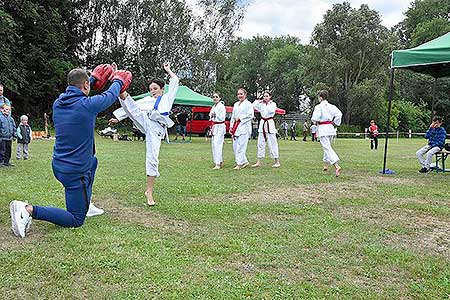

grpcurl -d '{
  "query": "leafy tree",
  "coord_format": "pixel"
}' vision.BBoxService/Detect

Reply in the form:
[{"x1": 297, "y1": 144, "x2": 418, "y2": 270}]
[
  {"x1": 397, "y1": 0, "x2": 450, "y2": 47},
  {"x1": 0, "y1": 0, "x2": 84, "y2": 120},
  {"x1": 310, "y1": 2, "x2": 395, "y2": 125}
]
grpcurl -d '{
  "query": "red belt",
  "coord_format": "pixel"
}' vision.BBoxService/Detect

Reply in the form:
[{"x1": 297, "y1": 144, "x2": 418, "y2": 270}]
[
  {"x1": 319, "y1": 121, "x2": 333, "y2": 125},
  {"x1": 262, "y1": 117, "x2": 274, "y2": 141},
  {"x1": 230, "y1": 120, "x2": 241, "y2": 137},
  {"x1": 210, "y1": 121, "x2": 225, "y2": 136}
]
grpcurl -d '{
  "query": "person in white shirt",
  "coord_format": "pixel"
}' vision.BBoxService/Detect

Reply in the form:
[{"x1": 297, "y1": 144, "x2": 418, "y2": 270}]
[
  {"x1": 113, "y1": 63, "x2": 179, "y2": 206},
  {"x1": 230, "y1": 88, "x2": 254, "y2": 170},
  {"x1": 280, "y1": 120, "x2": 288, "y2": 140},
  {"x1": 209, "y1": 92, "x2": 226, "y2": 169},
  {"x1": 251, "y1": 91, "x2": 280, "y2": 168},
  {"x1": 311, "y1": 90, "x2": 343, "y2": 177},
  {"x1": 310, "y1": 123, "x2": 318, "y2": 142}
]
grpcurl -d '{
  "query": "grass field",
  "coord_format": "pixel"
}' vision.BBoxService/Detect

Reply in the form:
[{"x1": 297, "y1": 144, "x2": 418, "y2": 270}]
[{"x1": 1, "y1": 136, "x2": 450, "y2": 299}]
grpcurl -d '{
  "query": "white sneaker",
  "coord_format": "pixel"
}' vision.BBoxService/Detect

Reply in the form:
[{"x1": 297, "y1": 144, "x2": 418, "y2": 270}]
[
  {"x1": 86, "y1": 203, "x2": 104, "y2": 217},
  {"x1": 10, "y1": 200, "x2": 32, "y2": 238}
]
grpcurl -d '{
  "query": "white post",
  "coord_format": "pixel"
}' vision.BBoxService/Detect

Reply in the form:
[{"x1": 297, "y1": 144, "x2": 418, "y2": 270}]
[
  {"x1": 396, "y1": 131, "x2": 399, "y2": 142},
  {"x1": 409, "y1": 129, "x2": 412, "y2": 139}
]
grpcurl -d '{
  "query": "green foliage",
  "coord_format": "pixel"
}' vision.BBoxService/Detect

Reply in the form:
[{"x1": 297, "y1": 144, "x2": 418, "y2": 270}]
[
  {"x1": 309, "y1": 2, "x2": 395, "y2": 125},
  {"x1": 216, "y1": 36, "x2": 304, "y2": 105},
  {"x1": 338, "y1": 124, "x2": 363, "y2": 133},
  {"x1": 411, "y1": 18, "x2": 450, "y2": 47},
  {"x1": 346, "y1": 79, "x2": 388, "y2": 128},
  {"x1": 400, "y1": 0, "x2": 450, "y2": 47},
  {"x1": 266, "y1": 43, "x2": 307, "y2": 111},
  {"x1": 394, "y1": 100, "x2": 430, "y2": 132}
]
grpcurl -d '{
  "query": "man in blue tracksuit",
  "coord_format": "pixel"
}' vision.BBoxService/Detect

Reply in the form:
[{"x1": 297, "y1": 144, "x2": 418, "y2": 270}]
[{"x1": 9, "y1": 66, "x2": 132, "y2": 237}]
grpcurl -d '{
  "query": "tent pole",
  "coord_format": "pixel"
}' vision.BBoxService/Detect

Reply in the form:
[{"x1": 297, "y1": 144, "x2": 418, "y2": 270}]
[
  {"x1": 430, "y1": 77, "x2": 437, "y2": 123},
  {"x1": 382, "y1": 68, "x2": 395, "y2": 174},
  {"x1": 189, "y1": 107, "x2": 193, "y2": 143}
]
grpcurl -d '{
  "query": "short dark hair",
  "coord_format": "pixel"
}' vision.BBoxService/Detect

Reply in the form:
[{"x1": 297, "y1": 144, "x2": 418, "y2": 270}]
[
  {"x1": 67, "y1": 68, "x2": 89, "y2": 87},
  {"x1": 433, "y1": 116, "x2": 443, "y2": 123},
  {"x1": 149, "y1": 78, "x2": 165, "y2": 89},
  {"x1": 318, "y1": 90, "x2": 328, "y2": 100},
  {"x1": 213, "y1": 91, "x2": 222, "y2": 98},
  {"x1": 0, "y1": 83, "x2": 3, "y2": 88},
  {"x1": 263, "y1": 90, "x2": 272, "y2": 98}
]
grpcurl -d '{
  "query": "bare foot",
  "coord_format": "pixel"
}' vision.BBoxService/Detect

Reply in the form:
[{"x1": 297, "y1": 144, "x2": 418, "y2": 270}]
[
  {"x1": 251, "y1": 162, "x2": 261, "y2": 168},
  {"x1": 144, "y1": 191, "x2": 156, "y2": 206},
  {"x1": 335, "y1": 166, "x2": 341, "y2": 177}
]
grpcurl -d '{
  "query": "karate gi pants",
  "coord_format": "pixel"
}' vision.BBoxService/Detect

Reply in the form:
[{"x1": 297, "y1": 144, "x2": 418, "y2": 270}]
[
  {"x1": 257, "y1": 132, "x2": 279, "y2": 159},
  {"x1": 320, "y1": 135, "x2": 339, "y2": 165},
  {"x1": 416, "y1": 145, "x2": 441, "y2": 169},
  {"x1": 211, "y1": 125, "x2": 225, "y2": 165},
  {"x1": 233, "y1": 134, "x2": 249, "y2": 165},
  {"x1": 145, "y1": 121, "x2": 165, "y2": 177},
  {"x1": 32, "y1": 157, "x2": 97, "y2": 227}
]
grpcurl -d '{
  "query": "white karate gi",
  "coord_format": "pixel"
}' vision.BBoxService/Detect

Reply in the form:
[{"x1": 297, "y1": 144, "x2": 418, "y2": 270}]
[
  {"x1": 209, "y1": 101, "x2": 226, "y2": 165},
  {"x1": 115, "y1": 76, "x2": 179, "y2": 177},
  {"x1": 230, "y1": 99, "x2": 254, "y2": 165},
  {"x1": 311, "y1": 100, "x2": 342, "y2": 165},
  {"x1": 253, "y1": 100, "x2": 279, "y2": 159}
]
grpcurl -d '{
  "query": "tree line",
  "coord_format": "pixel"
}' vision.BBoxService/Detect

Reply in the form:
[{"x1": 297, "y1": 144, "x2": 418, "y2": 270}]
[{"x1": 1, "y1": 0, "x2": 449, "y2": 131}]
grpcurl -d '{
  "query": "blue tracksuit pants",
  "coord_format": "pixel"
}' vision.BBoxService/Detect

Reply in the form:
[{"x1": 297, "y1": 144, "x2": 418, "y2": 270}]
[{"x1": 32, "y1": 157, "x2": 98, "y2": 227}]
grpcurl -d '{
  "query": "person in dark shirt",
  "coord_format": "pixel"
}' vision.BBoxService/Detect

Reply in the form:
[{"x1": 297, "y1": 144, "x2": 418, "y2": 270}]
[
  {"x1": 175, "y1": 111, "x2": 188, "y2": 141},
  {"x1": 9, "y1": 65, "x2": 131, "y2": 238}
]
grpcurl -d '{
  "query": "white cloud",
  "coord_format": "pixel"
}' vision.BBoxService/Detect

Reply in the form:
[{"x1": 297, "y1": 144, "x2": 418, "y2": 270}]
[{"x1": 237, "y1": 0, "x2": 412, "y2": 43}]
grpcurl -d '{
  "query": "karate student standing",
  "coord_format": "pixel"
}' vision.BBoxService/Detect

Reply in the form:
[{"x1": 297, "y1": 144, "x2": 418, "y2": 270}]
[
  {"x1": 230, "y1": 88, "x2": 254, "y2": 170},
  {"x1": 209, "y1": 92, "x2": 226, "y2": 169},
  {"x1": 115, "y1": 63, "x2": 179, "y2": 206},
  {"x1": 252, "y1": 91, "x2": 280, "y2": 168},
  {"x1": 311, "y1": 90, "x2": 343, "y2": 177}
]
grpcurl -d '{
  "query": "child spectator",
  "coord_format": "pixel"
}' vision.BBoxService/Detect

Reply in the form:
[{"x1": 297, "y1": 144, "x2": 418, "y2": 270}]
[
  {"x1": 0, "y1": 104, "x2": 16, "y2": 167},
  {"x1": 416, "y1": 116, "x2": 446, "y2": 173},
  {"x1": 369, "y1": 120, "x2": 379, "y2": 150},
  {"x1": 16, "y1": 115, "x2": 32, "y2": 160}
]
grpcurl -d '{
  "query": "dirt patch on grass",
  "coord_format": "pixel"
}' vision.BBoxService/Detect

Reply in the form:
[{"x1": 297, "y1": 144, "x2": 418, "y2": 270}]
[
  {"x1": 221, "y1": 176, "x2": 418, "y2": 206},
  {"x1": 0, "y1": 222, "x2": 51, "y2": 251},
  {"x1": 335, "y1": 204, "x2": 450, "y2": 257},
  {"x1": 97, "y1": 195, "x2": 191, "y2": 234}
]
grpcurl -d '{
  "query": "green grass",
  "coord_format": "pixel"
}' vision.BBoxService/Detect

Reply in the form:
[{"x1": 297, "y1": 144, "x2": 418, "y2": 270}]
[{"x1": 1, "y1": 136, "x2": 450, "y2": 299}]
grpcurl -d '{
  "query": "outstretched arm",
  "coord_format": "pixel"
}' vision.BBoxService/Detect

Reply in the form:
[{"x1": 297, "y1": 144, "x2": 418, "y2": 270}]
[
  {"x1": 118, "y1": 91, "x2": 148, "y2": 134},
  {"x1": 85, "y1": 80, "x2": 123, "y2": 114},
  {"x1": 163, "y1": 63, "x2": 179, "y2": 106}
]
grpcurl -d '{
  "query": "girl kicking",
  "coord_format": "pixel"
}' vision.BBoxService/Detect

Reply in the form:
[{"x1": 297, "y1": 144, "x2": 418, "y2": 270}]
[{"x1": 115, "y1": 63, "x2": 179, "y2": 206}]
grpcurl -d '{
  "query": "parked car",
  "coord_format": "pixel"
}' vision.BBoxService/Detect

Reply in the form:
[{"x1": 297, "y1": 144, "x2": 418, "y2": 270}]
[{"x1": 186, "y1": 106, "x2": 232, "y2": 136}]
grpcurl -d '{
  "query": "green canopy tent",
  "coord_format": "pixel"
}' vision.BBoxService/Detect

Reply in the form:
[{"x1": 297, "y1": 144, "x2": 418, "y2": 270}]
[
  {"x1": 132, "y1": 85, "x2": 213, "y2": 142},
  {"x1": 132, "y1": 85, "x2": 213, "y2": 106},
  {"x1": 383, "y1": 32, "x2": 450, "y2": 173}
]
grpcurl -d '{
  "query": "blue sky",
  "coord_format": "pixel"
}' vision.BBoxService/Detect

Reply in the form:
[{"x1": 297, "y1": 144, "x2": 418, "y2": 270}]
[{"x1": 236, "y1": 0, "x2": 412, "y2": 43}]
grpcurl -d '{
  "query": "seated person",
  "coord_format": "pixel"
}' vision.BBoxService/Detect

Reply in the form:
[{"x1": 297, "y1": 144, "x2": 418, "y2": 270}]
[{"x1": 416, "y1": 116, "x2": 446, "y2": 173}]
